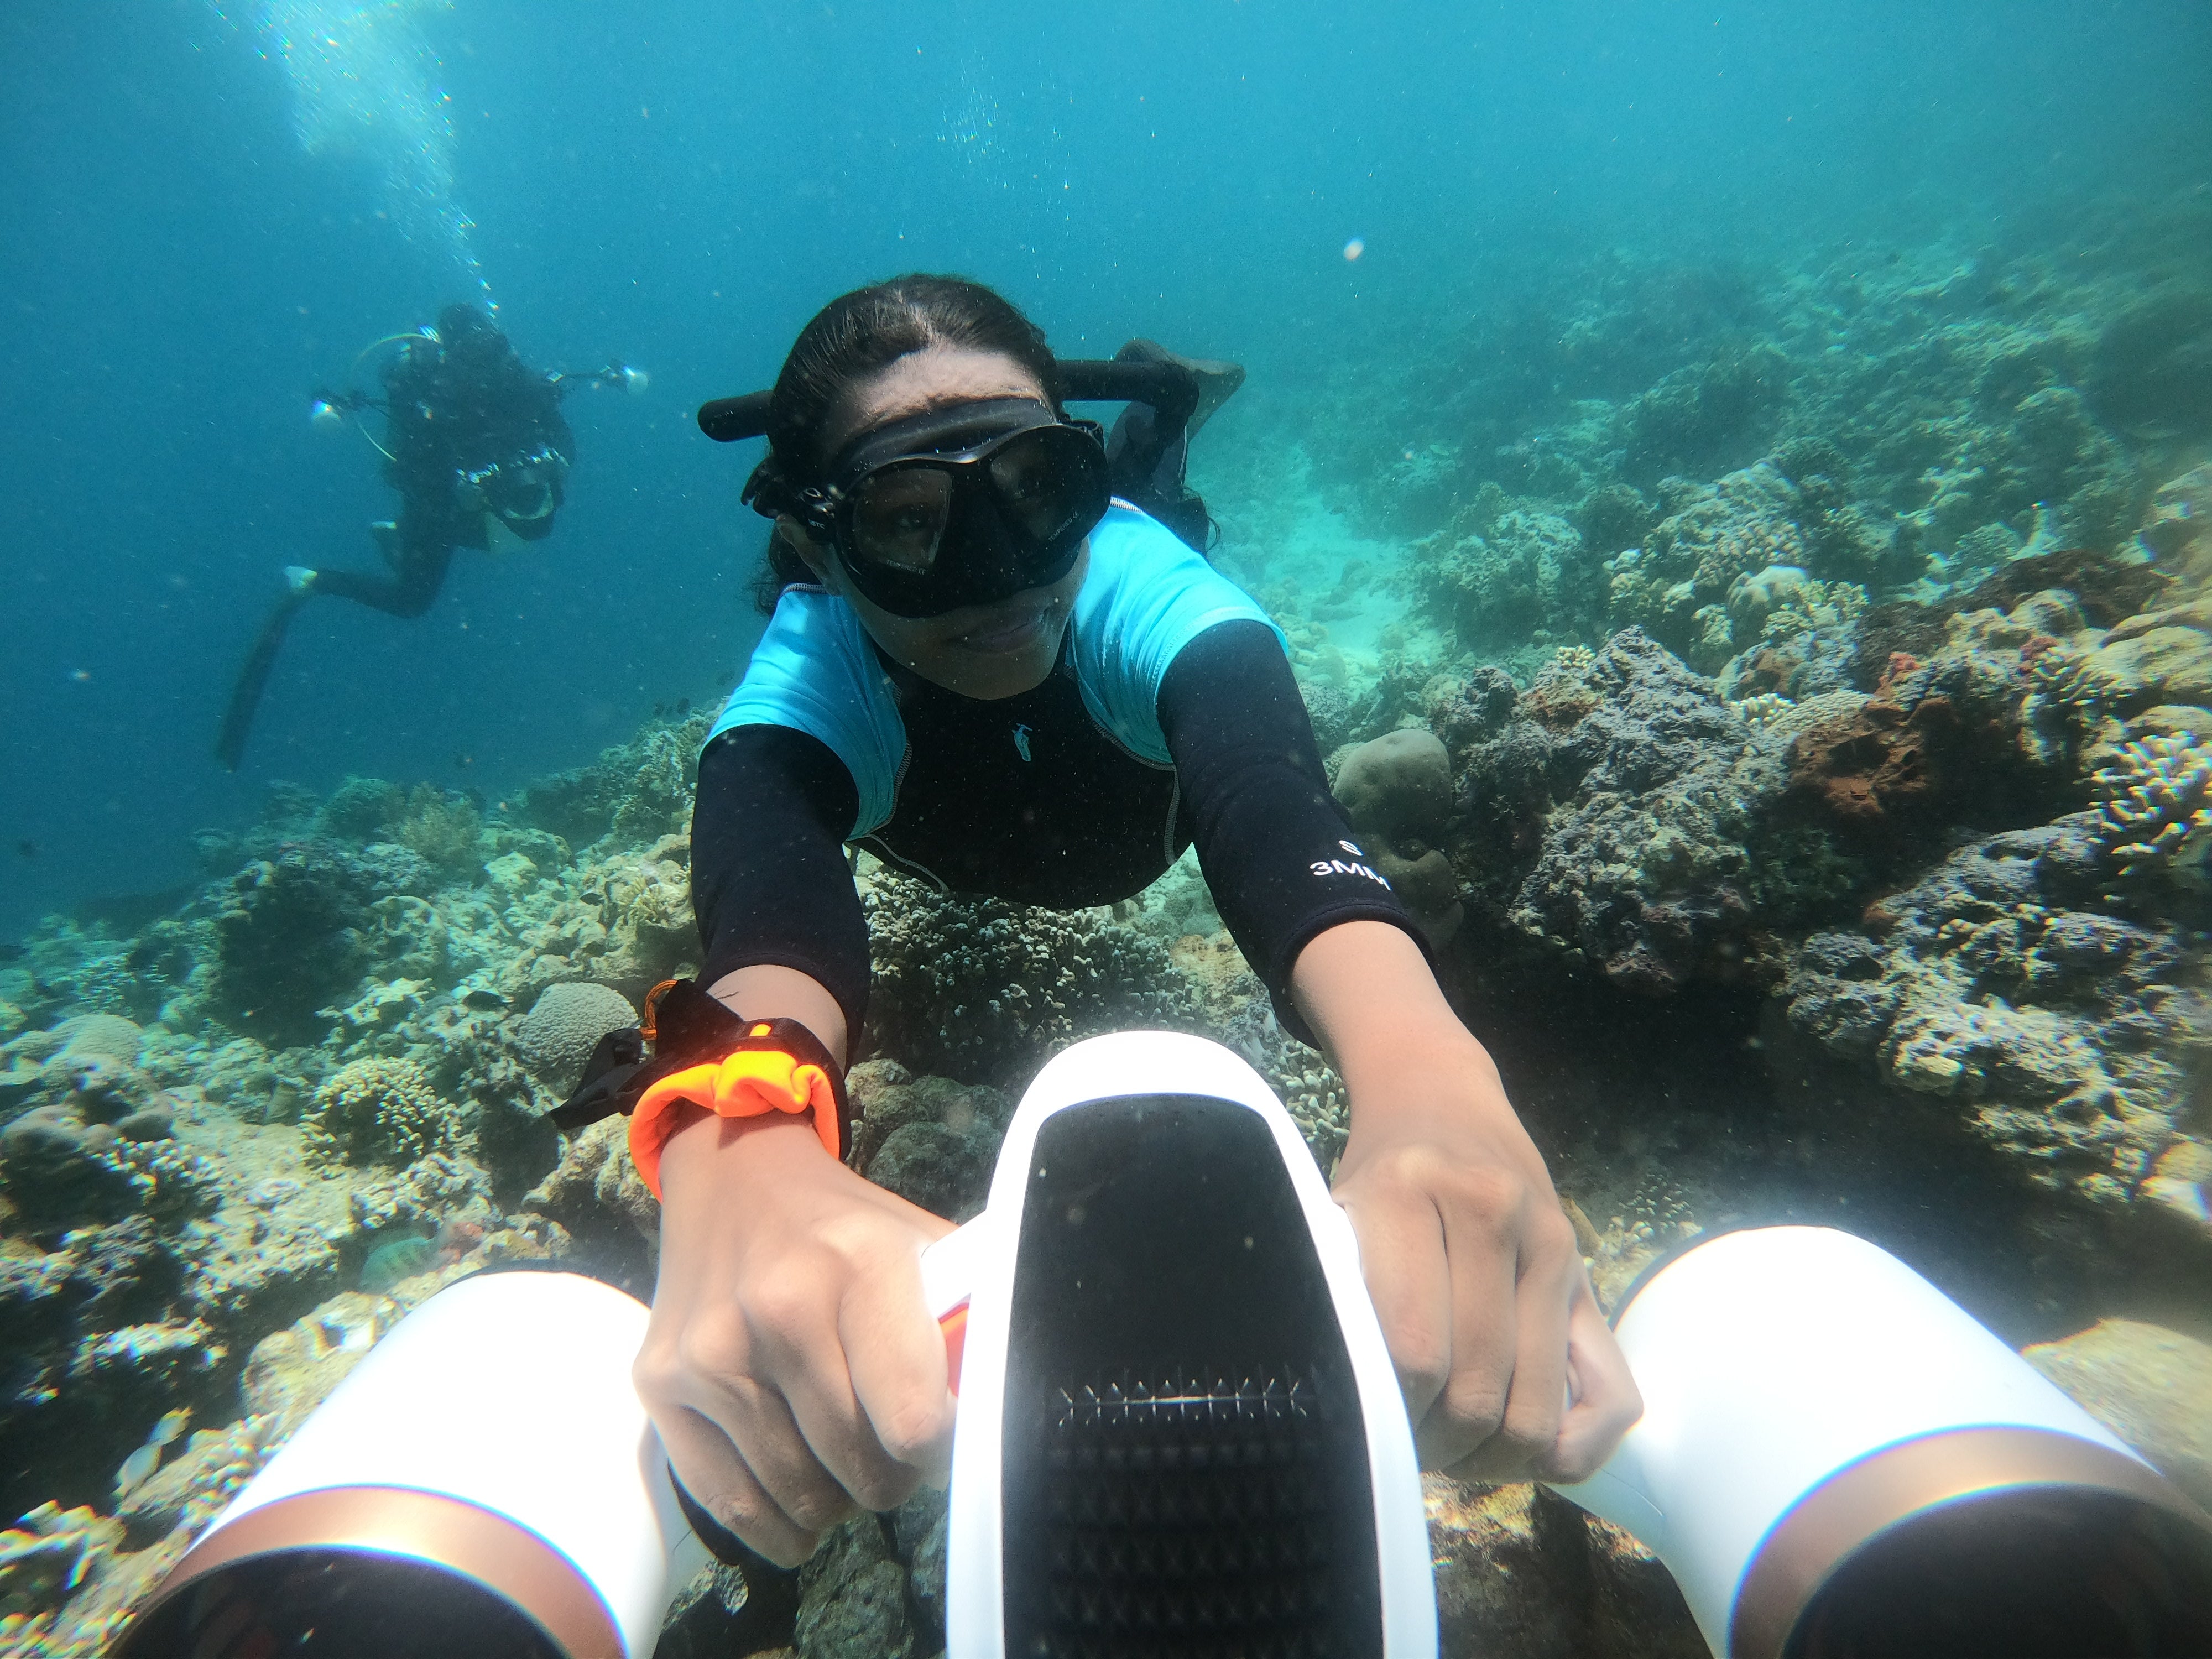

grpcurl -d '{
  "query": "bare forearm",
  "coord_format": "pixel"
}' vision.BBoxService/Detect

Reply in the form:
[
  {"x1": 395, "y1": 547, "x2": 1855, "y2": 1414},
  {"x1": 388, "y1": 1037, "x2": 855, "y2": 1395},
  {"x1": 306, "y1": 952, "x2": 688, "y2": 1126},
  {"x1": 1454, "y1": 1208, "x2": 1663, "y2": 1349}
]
[
  {"x1": 1288, "y1": 920, "x2": 1514, "y2": 1126},
  {"x1": 705, "y1": 963, "x2": 848, "y2": 1062}
]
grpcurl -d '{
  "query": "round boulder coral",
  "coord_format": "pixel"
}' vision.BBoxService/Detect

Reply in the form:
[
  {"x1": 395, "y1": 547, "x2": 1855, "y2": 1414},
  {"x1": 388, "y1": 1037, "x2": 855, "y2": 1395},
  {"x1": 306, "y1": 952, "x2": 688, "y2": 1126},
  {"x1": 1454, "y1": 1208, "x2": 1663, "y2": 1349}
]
[
  {"x1": 47, "y1": 1014, "x2": 144, "y2": 1067},
  {"x1": 1332, "y1": 728, "x2": 1465, "y2": 947},
  {"x1": 304, "y1": 1058, "x2": 468, "y2": 1168},
  {"x1": 516, "y1": 983, "x2": 639, "y2": 1084}
]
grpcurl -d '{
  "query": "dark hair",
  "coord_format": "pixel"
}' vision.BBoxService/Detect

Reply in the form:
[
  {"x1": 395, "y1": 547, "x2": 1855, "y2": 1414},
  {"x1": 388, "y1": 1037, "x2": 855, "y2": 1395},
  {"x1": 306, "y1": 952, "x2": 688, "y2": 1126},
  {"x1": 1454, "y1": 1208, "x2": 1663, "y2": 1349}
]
[{"x1": 750, "y1": 274, "x2": 1061, "y2": 612}]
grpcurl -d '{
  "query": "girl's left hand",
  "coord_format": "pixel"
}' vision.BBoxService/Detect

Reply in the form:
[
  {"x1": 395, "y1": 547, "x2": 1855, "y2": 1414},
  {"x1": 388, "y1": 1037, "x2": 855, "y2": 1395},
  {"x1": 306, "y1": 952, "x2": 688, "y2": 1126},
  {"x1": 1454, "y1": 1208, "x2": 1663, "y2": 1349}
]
[
  {"x1": 1330, "y1": 1070, "x2": 1637, "y2": 1481},
  {"x1": 1293, "y1": 921, "x2": 1641, "y2": 1482}
]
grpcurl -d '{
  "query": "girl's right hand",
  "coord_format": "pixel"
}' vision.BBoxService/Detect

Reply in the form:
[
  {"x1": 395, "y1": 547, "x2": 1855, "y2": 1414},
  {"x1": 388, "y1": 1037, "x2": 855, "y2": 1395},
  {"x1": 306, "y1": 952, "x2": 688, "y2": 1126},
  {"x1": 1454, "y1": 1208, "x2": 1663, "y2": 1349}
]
[{"x1": 634, "y1": 1107, "x2": 958, "y2": 1567}]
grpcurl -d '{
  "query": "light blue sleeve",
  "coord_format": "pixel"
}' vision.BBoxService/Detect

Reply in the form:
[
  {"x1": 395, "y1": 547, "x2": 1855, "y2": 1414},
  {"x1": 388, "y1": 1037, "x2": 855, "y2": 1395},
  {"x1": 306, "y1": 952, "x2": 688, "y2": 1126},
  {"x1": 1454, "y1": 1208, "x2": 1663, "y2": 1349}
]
[
  {"x1": 1068, "y1": 502, "x2": 1287, "y2": 764},
  {"x1": 706, "y1": 587, "x2": 906, "y2": 837}
]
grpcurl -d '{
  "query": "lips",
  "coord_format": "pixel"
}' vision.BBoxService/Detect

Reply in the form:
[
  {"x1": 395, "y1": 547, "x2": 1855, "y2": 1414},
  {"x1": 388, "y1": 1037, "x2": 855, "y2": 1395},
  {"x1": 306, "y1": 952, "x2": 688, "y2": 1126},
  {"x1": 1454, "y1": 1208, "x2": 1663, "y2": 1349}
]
[{"x1": 951, "y1": 599, "x2": 1056, "y2": 653}]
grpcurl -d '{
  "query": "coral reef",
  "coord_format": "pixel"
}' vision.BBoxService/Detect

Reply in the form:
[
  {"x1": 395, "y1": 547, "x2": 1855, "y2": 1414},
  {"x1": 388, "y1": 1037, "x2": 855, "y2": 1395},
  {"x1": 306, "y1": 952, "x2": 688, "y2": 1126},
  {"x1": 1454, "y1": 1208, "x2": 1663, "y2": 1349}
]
[
  {"x1": 514, "y1": 982, "x2": 638, "y2": 1084},
  {"x1": 1603, "y1": 460, "x2": 1893, "y2": 673},
  {"x1": 1443, "y1": 629, "x2": 1852, "y2": 993},
  {"x1": 11, "y1": 199, "x2": 2212, "y2": 1653},
  {"x1": 1781, "y1": 817, "x2": 2208, "y2": 1228},
  {"x1": 301, "y1": 1057, "x2": 469, "y2": 1168},
  {"x1": 521, "y1": 1117, "x2": 659, "y2": 1295},
  {"x1": 204, "y1": 839, "x2": 434, "y2": 1046},
  {"x1": 1332, "y1": 727, "x2": 1465, "y2": 946},
  {"x1": 2090, "y1": 731, "x2": 2212, "y2": 898},
  {"x1": 1616, "y1": 341, "x2": 1790, "y2": 483},
  {"x1": 497, "y1": 833, "x2": 698, "y2": 1003},
  {"x1": 385, "y1": 785, "x2": 487, "y2": 875},
  {"x1": 860, "y1": 869, "x2": 1203, "y2": 1084},
  {"x1": 508, "y1": 711, "x2": 714, "y2": 853},
  {"x1": 844, "y1": 1061, "x2": 1013, "y2": 1223},
  {"x1": 1410, "y1": 488, "x2": 1600, "y2": 657}
]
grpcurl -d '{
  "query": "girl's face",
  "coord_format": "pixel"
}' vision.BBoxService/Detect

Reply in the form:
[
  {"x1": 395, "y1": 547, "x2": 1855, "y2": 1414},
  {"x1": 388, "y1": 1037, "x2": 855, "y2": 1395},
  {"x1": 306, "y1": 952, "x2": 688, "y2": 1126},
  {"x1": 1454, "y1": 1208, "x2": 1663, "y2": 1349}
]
[{"x1": 782, "y1": 345, "x2": 1090, "y2": 701}]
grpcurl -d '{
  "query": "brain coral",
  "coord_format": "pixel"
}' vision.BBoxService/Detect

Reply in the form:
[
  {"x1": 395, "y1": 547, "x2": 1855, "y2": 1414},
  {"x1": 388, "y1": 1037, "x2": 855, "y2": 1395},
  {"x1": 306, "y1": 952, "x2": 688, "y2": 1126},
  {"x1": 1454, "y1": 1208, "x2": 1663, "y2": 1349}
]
[
  {"x1": 517, "y1": 983, "x2": 638, "y2": 1083},
  {"x1": 304, "y1": 1058, "x2": 468, "y2": 1168},
  {"x1": 1332, "y1": 728, "x2": 1465, "y2": 947},
  {"x1": 47, "y1": 1015, "x2": 143, "y2": 1066}
]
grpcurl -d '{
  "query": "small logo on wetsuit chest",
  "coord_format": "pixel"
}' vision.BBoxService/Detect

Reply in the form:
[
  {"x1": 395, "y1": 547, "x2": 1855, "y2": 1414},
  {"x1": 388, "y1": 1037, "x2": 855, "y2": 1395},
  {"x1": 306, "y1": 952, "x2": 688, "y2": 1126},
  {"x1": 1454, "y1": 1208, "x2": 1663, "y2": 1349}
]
[{"x1": 1012, "y1": 723, "x2": 1034, "y2": 763}]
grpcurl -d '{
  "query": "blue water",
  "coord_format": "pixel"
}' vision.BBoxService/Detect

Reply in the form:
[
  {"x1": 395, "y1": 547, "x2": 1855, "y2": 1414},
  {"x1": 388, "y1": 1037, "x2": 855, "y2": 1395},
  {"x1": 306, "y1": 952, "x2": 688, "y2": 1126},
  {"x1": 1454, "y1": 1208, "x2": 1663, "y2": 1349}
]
[{"x1": 2, "y1": 0, "x2": 2204, "y2": 935}]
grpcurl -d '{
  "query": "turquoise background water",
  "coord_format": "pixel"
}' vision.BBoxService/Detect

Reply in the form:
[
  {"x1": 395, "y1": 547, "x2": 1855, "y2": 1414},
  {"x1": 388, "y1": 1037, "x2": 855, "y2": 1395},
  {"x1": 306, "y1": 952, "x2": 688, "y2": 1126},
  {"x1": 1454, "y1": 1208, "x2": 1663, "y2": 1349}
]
[{"x1": 1, "y1": 0, "x2": 2205, "y2": 935}]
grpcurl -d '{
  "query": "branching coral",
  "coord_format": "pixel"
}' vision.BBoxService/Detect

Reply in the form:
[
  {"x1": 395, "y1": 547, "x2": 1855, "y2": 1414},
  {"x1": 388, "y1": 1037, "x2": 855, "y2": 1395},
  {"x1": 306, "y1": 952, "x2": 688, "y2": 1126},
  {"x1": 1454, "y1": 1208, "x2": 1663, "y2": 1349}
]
[
  {"x1": 2091, "y1": 732, "x2": 2212, "y2": 893},
  {"x1": 2028, "y1": 640, "x2": 2131, "y2": 715},
  {"x1": 1732, "y1": 692, "x2": 1796, "y2": 727},
  {"x1": 303, "y1": 1058, "x2": 469, "y2": 1169}
]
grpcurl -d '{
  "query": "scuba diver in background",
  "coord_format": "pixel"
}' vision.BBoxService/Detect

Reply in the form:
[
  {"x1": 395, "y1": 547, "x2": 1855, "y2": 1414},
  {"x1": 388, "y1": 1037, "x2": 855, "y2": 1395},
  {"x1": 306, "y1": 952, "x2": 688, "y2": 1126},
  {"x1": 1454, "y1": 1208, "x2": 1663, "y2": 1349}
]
[
  {"x1": 215, "y1": 302, "x2": 642, "y2": 769},
  {"x1": 558, "y1": 275, "x2": 1639, "y2": 1575}
]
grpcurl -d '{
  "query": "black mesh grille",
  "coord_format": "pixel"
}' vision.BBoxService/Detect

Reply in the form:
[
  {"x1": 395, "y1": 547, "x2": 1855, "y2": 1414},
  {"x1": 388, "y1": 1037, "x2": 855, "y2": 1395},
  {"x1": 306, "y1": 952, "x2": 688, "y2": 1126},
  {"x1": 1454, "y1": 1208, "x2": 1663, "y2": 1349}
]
[
  {"x1": 1001, "y1": 1094, "x2": 1383, "y2": 1659},
  {"x1": 1033, "y1": 1368, "x2": 1345, "y2": 1657}
]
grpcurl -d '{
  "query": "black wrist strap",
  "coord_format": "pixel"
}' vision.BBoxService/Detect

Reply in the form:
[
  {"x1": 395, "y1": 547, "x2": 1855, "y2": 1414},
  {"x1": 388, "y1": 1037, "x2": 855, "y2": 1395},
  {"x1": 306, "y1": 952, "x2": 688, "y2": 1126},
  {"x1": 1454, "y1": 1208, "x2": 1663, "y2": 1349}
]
[{"x1": 545, "y1": 979, "x2": 853, "y2": 1160}]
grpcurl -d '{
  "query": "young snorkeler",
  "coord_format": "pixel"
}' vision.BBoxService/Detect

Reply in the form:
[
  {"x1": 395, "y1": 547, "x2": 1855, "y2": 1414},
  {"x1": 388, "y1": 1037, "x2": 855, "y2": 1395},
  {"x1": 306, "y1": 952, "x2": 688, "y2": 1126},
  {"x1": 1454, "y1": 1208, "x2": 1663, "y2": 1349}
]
[{"x1": 618, "y1": 275, "x2": 1640, "y2": 1568}]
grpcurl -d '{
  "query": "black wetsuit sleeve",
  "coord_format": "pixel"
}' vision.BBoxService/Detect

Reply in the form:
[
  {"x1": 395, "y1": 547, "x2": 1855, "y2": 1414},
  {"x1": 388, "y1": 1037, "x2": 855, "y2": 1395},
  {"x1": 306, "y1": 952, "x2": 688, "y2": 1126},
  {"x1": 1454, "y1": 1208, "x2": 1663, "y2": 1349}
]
[
  {"x1": 1157, "y1": 620, "x2": 1433, "y2": 1046},
  {"x1": 690, "y1": 725, "x2": 871, "y2": 1062}
]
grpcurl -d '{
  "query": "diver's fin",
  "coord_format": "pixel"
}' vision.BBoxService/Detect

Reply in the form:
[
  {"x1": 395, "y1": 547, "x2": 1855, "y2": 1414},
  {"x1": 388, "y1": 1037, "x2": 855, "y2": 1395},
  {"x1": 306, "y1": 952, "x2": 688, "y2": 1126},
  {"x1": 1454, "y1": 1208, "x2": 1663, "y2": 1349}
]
[{"x1": 214, "y1": 588, "x2": 309, "y2": 771}]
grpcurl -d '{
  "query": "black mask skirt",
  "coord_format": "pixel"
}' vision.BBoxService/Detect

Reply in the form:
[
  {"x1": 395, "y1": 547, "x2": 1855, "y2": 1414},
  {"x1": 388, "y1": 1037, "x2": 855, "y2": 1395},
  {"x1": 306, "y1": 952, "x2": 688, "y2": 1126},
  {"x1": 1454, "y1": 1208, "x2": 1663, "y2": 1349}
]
[{"x1": 779, "y1": 399, "x2": 1110, "y2": 618}]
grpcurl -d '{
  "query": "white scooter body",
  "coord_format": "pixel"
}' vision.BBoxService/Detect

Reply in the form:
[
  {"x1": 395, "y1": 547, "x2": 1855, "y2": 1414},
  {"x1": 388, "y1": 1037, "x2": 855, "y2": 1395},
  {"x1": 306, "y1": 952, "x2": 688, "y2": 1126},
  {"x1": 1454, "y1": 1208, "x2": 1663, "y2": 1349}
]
[{"x1": 924, "y1": 1030, "x2": 1438, "y2": 1658}]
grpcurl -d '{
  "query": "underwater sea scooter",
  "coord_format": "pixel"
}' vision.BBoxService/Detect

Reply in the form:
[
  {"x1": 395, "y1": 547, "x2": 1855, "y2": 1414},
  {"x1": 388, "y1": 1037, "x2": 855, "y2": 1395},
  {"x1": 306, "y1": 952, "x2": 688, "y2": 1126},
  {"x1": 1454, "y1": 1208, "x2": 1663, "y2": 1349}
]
[
  {"x1": 917, "y1": 1030, "x2": 1439, "y2": 1658},
  {"x1": 114, "y1": 1266, "x2": 713, "y2": 1659},
  {"x1": 115, "y1": 1031, "x2": 1436, "y2": 1659},
  {"x1": 118, "y1": 1032, "x2": 2212, "y2": 1657},
  {"x1": 1546, "y1": 1225, "x2": 2212, "y2": 1658}
]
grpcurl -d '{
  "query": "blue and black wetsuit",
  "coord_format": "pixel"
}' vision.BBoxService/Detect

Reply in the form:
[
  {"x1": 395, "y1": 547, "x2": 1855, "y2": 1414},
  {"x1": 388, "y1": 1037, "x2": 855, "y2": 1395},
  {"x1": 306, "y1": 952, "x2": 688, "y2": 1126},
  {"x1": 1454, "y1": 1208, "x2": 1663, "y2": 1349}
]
[{"x1": 690, "y1": 503, "x2": 1424, "y2": 1054}]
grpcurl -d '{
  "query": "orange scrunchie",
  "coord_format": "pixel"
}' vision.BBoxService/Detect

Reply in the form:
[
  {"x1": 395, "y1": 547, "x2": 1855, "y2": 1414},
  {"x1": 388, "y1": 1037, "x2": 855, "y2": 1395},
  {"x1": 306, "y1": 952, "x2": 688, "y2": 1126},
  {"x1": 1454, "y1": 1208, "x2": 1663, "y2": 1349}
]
[{"x1": 628, "y1": 1029, "x2": 842, "y2": 1198}]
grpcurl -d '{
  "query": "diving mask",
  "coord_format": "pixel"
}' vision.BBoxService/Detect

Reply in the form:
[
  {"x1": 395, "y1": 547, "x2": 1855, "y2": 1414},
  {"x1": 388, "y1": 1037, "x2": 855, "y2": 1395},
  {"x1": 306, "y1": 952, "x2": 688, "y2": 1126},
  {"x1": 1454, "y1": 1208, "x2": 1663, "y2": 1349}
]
[{"x1": 748, "y1": 398, "x2": 1109, "y2": 618}]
